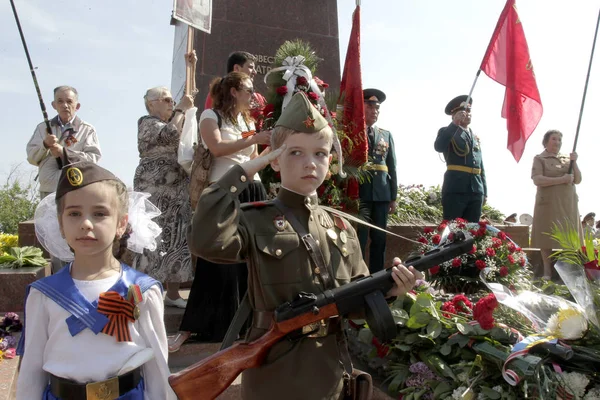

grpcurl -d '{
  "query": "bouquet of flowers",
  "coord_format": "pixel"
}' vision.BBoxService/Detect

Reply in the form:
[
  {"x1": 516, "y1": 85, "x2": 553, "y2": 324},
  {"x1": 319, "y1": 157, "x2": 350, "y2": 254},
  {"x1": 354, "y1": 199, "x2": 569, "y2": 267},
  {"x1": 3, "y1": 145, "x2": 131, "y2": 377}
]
[{"x1": 416, "y1": 219, "x2": 532, "y2": 293}]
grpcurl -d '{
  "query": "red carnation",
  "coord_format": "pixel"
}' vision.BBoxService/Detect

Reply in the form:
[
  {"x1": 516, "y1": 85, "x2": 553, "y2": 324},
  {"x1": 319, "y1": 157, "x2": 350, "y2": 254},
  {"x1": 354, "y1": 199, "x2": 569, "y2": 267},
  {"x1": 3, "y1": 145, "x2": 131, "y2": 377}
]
[
  {"x1": 497, "y1": 231, "x2": 507, "y2": 240},
  {"x1": 432, "y1": 234, "x2": 441, "y2": 245},
  {"x1": 441, "y1": 301, "x2": 457, "y2": 318},
  {"x1": 423, "y1": 227, "x2": 434, "y2": 234},
  {"x1": 296, "y1": 76, "x2": 308, "y2": 86},
  {"x1": 430, "y1": 265, "x2": 440, "y2": 275},
  {"x1": 307, "y1": 91, "x2": 319, "y2": 102},
  {"x1": 507, "y1": 243, "x2": 516, "y2": 253},
  {"x1": 486, "y1": 248, "x2": 496, "y2": 257},
  {"x1": 469, "y1": 245, "x2": 477, "y2": 255},
  {"x1": 475, "y1": 260, "x2": 487, "y2": 270},
  {"x1": 371, "y1": 337, "x2": 390, "y2": 358},
  {"x1": 476, "y1": 227, "x2": 487, "y2": 237},
  {"x1": 263, "y1": 103, "x2": 275, "y2": 118},
  {"x1": 478, "y1": 221, "x2": 488, "y2": 228},
  {"x1": 276, "y1": 86, "x2": 288, "y2": 96},
  {"x1": 519, "y1": 257, "x2": 526, "y2": 267},
  {"x1": 455, "y1": 218, "x2": 467, "y2": 224},
  {"x1": 452, "y1": 294, "x2": 473, "y2": 313},
  {"x1": 438, "y1": 223, "x2": 448, "y2": 232},
  {"x1": 448, "y1": 232, "x2": 455, "y2": 241},
  {"x1": 507, "y1": 255, "x2": 516, "y2": 265},
  {"x1": 492, "y1": 238, "x2": 502, "y2": 248},
  {"x1": 499, "y1": 266, "x2": 509, "y2": 277},
  {"x1": 473, "y1": 293, "x2": 498, "y2": 330},
  {"x1": 452, "y1": 258, "x2": 462, "y2": 268},
  {"x1": 417, "y1": 237, "x2": 428, "y2": 244},
  {"x1": 516, "y1": 247, "x2": 522, "y2": 252},
  {"x1": 469, "y1": 229, "x2": 478, "y2": 236}
]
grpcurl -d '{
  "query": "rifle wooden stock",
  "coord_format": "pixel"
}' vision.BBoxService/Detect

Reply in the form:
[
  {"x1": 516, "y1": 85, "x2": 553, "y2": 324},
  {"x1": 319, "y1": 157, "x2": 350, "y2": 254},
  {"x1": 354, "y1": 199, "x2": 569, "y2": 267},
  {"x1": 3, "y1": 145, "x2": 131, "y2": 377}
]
[{"x1": 168, "y1": 303, "x2": 340, "y2": 400}]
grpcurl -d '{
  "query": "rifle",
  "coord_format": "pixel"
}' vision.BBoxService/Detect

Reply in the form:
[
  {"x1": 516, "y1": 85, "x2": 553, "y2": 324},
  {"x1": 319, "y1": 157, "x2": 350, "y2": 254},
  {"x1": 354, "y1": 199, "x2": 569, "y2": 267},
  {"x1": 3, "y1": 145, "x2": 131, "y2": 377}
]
[{"x1": 169, "y1": 232, "x2": 474, "y2": 400}]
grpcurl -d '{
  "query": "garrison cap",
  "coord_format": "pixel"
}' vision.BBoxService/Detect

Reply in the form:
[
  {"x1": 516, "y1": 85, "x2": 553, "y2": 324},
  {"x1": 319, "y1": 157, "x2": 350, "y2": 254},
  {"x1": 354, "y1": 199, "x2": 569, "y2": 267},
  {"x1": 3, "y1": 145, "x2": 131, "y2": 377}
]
[
  {"x1": 275, "y1": 92, "x2": 328, "y2": 133},
  {"x1": 56, "y1": 149, "x2": 121, "y2": 201},
  {"x1": 363, "y1": 88, "x2": 386, "y2": 104},
  {"x1": 445, "y1": 95, "x2": 473, "y2": 115}
]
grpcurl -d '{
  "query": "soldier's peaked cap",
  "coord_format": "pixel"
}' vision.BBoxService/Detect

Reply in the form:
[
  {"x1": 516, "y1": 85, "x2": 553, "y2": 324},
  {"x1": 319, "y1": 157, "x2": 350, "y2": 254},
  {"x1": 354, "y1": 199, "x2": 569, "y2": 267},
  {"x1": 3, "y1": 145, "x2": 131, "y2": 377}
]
[
  {"x1": 363, "y1": 88, "x2": 386, "y2": 104},
  {"x1": 445, "y1": 95, "x2": 473, "y2": 115}
]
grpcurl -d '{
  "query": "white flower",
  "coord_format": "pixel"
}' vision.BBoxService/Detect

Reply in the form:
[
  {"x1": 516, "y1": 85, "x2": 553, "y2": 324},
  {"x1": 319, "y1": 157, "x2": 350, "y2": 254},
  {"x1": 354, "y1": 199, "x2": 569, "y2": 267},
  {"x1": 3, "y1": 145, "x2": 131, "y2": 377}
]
[
  {"x1": 561, "y1": 371, "x2": 590, "y2": 398},
  {"x1": 584, "y1": 386, "x2": 600, "y2": 400},
  {"x1": 545, "y1": 308, "x2": 588, "y2": 340},
  {"x1": 492, "y1": 385, "x2": 503, "y2": 393},
  {"x1": 452, "y1": 387, "x2": 468, "y2": 400},
  {"x1": 429, "y1": 192, "x2": 438, "y2": 201},
  {"x1": 330, "y1": 164, "x2": 340, "y2": 174},
  {"x1": 456, "y1": 372, "x2": 468, "y2": 383}
]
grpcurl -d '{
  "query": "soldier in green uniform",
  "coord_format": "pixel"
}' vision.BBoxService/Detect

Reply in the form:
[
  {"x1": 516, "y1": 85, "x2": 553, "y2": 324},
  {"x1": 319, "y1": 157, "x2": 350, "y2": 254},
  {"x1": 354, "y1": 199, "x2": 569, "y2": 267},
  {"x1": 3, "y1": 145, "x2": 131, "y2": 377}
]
[
  {"x1": 434, "y1": 95, "x2": 487, "y2": 222},
  {"x1": 358, "y1": 88, "x2": 398, "y2": 273},
  {"x1": 188, "y1": 92, "x2": 420, "y2": 400}
]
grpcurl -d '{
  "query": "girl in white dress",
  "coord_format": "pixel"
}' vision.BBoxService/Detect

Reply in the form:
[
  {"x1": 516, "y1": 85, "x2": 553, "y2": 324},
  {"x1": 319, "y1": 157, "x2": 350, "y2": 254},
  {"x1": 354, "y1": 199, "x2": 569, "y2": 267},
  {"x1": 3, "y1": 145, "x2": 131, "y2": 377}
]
[{"x1": 17, "y1": 152, "x2": 175, "y2": 400}]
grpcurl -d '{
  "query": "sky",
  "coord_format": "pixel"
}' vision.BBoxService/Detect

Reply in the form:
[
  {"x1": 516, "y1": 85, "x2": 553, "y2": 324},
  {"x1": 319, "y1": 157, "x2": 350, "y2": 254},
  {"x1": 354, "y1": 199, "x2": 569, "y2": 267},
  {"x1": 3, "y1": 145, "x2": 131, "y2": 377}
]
[{"x1": 1, "y1": 0, "x2": 599, "y2": 221}]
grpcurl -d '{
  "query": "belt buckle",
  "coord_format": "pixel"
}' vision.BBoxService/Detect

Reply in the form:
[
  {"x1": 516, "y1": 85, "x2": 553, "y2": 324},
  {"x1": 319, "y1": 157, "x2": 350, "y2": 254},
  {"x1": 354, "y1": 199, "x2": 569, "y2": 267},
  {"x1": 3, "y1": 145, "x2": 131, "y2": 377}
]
[
  {"x1": 303, "y1": 319, "x2": 329, "y2": 338},
  {"x1": 86, "y1": 376, "x2": 119, "y2": 400}
]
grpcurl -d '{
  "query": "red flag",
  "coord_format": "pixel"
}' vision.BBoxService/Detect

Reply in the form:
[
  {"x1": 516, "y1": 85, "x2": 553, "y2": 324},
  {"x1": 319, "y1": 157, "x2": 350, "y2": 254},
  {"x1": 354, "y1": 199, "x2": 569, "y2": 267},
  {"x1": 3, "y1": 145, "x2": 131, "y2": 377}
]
[
  {"x1": 338, "y1": 5, "x2": 367, "y2": 167},
  {"x1": 480, "y1": 0, "x2": 542, "y2": 162}
]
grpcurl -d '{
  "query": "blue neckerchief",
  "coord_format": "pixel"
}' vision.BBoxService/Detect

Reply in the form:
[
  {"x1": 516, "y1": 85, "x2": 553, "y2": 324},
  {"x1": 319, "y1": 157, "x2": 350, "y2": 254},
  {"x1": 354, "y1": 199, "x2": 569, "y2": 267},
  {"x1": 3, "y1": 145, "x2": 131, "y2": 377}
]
[{"x1": 17, "y1": 263, "x2": 161, "y2": 356}]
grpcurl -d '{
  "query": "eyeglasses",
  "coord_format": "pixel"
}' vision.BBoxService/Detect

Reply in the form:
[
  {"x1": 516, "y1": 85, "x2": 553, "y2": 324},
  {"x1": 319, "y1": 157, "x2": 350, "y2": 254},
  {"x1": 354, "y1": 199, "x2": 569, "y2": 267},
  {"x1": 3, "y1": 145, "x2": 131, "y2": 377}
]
[
  {"x1": 239, "y1": 87, "x2": 254, "y2": 95},
  {"x1": 154, "y1": 97, "x2": 174, "y2": 105}
]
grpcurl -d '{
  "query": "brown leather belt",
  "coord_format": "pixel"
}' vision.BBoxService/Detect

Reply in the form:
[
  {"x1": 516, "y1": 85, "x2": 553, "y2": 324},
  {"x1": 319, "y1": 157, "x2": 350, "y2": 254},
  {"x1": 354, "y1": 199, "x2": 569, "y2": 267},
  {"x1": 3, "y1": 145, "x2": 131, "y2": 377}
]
[
  {"x1": 253, "y1": 310, "x2": 341, "y2": 338},
  {"x1": 50, "y1": 367, "x2": 141, "y2": 400},
  {"x1": 447, "y1": 165, "x2": 481, "y2": 174}
]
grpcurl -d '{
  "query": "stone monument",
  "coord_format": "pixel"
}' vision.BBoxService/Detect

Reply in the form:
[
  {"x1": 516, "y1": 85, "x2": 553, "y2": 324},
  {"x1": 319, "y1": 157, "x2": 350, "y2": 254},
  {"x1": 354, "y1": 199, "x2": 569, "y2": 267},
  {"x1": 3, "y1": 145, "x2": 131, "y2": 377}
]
[{"x1": 192, "y1": 0, "x2": 340, "y2": 103}]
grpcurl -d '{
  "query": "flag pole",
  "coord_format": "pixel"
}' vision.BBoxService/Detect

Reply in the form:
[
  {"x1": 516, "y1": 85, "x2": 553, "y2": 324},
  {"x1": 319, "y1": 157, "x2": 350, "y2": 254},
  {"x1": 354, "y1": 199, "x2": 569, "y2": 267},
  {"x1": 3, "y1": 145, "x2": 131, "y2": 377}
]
[
  {"x1": 185, "y1": 25, "x2": 196, "y2": 96},
  {"x1": 9, "y1": 0, "x2": 62, "y2": 168},
  {"x1": 465, "y1": 70, "x2": 482, "y2": 105},
  {"x1": 569, "y1": 8, "x2": 600, "y2": 173}
]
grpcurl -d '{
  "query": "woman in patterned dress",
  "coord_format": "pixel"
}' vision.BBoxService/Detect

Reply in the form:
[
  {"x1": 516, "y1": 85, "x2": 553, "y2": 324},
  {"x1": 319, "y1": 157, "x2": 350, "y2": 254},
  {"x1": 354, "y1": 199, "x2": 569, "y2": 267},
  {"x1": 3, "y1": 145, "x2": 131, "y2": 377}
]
[{"x1": 133, "y1": 85, "x2": 195, "y2": 308}]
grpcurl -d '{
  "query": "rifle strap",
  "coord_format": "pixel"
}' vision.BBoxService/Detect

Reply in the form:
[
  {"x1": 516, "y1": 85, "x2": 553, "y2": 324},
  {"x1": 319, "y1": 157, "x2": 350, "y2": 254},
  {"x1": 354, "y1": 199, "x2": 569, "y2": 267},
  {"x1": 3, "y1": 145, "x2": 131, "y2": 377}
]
[
  {"x1": 273, "y1": 199, "x2": 334, "y2": 289},
  {"x1": 274, "y1": 200, "x2": 353, "y2": 374},
  {"x1": 219, "y1": 291, "x2": 252, "y2": 351}
]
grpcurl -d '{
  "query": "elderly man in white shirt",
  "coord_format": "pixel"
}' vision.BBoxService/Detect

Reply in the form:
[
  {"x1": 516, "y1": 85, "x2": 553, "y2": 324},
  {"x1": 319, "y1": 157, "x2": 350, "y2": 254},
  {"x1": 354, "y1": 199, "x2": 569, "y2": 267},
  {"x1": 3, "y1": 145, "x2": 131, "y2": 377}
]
[{"x1": 26, "y1": 85, "x2": 102, "y2": 199}]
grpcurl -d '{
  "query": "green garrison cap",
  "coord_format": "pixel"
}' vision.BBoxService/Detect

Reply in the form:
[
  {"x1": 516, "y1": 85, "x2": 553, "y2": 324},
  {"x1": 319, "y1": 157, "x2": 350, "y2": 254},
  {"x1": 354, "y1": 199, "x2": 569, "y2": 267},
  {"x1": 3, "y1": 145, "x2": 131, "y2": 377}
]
[
  {"x1": 275, "y1": 92, "x2": 328, "y2": 133},
  {"x1": 56, "y1": 149, "x2": 121, "y2": 200}
]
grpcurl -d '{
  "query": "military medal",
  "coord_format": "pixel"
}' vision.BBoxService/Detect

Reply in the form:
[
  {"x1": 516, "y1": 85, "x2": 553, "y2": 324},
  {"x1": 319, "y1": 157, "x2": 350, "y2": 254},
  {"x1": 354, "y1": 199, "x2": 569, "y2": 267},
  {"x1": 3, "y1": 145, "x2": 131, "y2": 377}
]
[
  {"x1": 274, "y1": 215, "x2": 287, "y2": 232},
  {"x1": 340, "y1": 231, "x2": 348, "y2": 244},
  {"x1": 326, "y1": 229, "x2": 337, "y2": 240},
  {"x1": 127, "y1": 284, "x2": 143, "y2": 320},
  {"x1": 333, "y1": 215, "x2": 347, "y2": 231}
]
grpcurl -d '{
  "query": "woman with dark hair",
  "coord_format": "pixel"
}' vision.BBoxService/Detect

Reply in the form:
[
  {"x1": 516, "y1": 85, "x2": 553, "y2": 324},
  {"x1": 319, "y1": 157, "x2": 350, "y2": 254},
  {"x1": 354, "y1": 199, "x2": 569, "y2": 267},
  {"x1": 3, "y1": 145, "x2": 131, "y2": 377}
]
[
  {"x1": 169, "y1": 72, "x2": 271, "y2": 351},
  {"x1": 531, "y1": 129, "x2": 582, "y2": 279}
]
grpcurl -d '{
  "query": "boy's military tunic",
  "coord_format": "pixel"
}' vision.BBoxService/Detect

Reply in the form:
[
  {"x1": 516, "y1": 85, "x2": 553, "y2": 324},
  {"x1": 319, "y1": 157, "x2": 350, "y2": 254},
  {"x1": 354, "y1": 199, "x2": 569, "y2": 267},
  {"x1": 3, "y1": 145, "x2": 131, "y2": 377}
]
[
  {"x1": 434, "y1": 122, "x2": 487, "y2": 222},
  {"x1": 188, "y1": 165, "x2": 369, "y2": 400},
  {"x1": 358, "y1": 126, "x2": 397, "y2": 273}
]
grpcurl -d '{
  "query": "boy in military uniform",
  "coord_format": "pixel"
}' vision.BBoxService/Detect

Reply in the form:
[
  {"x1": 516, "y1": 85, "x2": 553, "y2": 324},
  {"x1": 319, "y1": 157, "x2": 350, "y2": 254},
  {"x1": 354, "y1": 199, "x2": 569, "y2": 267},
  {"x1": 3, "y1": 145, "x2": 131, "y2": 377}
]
[
  {"x1": 189, "y1": 92, "x2": 420, "y2": 400},
  {"x1": 434, "y1": 95, "x2": 487, "y2": 222},
  {"x1": 358, "y1": 88, "x2": 398, "y2": 273}
]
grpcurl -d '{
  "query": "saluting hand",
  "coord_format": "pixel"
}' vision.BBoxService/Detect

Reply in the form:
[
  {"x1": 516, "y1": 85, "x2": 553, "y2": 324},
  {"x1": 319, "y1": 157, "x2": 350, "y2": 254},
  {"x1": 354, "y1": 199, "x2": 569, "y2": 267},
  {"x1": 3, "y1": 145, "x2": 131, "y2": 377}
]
[
  {"x1": 386, "y1": 257, "x2": 423, "y2": 297},
  {"x1": 241, "y1": 144, "x2": 286, "y2": 177}
]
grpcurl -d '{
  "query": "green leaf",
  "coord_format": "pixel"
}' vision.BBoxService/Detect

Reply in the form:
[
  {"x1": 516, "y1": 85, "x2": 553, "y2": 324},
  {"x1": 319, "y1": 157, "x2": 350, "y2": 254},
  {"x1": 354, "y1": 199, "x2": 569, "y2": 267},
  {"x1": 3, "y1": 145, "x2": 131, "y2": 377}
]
[
  {"x1": 425, "y1": 320, "x2": 442, "y2": 339},
  {"x1": 456, "y1": 322, "x2": 473, "y2": 335},
  {"x1": 404, "y1": 333, "x2": 421, "y2": 344},
  {"x1": 395, "y1": 344, "x2": 412, "y2": 352},
  {"x1": 387, "y1": 365, "x2": 409, "y2": 394},
  {"x1": 439, "y1": 343, "x2": 452, "y2": 356},
  {"x1": 432, "y1": 381, "x2": 454, "y2": 399},
  {"x1": 407, "y1": 312, "x2": 431, "y2": 329},
  {"x1": 479, "y1": 386, "x2": 502, "y2": 399}
]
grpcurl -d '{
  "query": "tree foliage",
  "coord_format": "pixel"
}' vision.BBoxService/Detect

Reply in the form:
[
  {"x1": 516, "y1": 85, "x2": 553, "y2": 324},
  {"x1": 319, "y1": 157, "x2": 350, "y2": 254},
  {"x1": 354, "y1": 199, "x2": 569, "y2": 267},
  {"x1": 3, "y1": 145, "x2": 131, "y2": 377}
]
[{"x1": 0, "y1": 165, "x2": 39, "y2": 234}]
